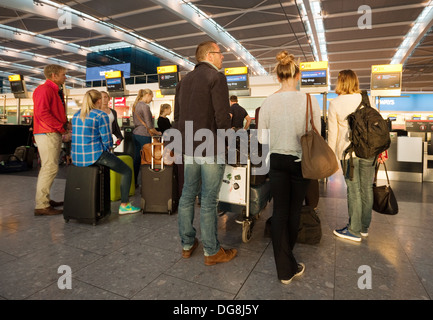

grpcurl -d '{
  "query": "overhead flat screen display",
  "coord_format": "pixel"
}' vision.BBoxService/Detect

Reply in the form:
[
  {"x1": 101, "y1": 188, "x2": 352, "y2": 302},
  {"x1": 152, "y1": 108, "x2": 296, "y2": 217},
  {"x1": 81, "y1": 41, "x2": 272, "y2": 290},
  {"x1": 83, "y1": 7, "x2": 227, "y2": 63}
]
[
  {"x1": 105, "y1": 70, "x2": 126, "y2": 97},
  {"x1": 301, "y1": 70, "x2": 327, "y2": 86},
  {"x1": 371, "y1": 64, "x2": 402, "y2": 97},
  {"x1": 157, "y1": 65, "x2": 179, "y2": 95},
  {"x1": 86, "y1": 63, "x2": 131, "y2": 82},
  {"x1": 226, "y1": 74, "x2": 248, "y2": 90},
  {"x1": 106, "y1": 78, "x2": 123, "y2": 91},
  {"x1": 300, "y1": 61, "x2": 328, "y2": 93},
  {"x1": 8, "y1": 74, "x2": 28, "y2": 98},
  {"x1": 224, "y1": 67, "x2": 249, "y2": 93}
]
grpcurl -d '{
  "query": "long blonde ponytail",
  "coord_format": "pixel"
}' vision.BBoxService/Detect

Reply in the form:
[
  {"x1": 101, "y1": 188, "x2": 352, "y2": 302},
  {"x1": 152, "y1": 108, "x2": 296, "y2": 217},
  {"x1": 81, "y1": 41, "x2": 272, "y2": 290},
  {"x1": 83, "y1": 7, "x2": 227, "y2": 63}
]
[
  {"x1": 80, "y1": 89, "x2": 102, "y2": 121},
  {"x1": 132, "y1": 88, "x2": 153, "y2": 114}
]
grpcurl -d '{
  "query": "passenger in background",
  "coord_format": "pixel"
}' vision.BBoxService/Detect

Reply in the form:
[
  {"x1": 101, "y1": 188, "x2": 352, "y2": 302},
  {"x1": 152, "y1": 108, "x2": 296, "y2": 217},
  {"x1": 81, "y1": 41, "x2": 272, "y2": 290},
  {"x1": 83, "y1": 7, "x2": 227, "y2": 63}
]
[
  {"x1": 33, "y1": 64, "x2": 68, "y2": 216},
  {"x1": 328, "y1": 70, "x2": 376, "y2": 242},
  {"x1": 229, "y1": 95, "x2": 251, "y2": 130},
  {"x1": 131, "y1": 89, "x2": 160, "y2": 185},
  {"x1": 157, "y1": 103, "x2": 172, "y2": 134},
  {"x1": 100, "y1": 91, "x2": 124, "y2": 148},
  {"x1": 71, "y1": 89, "x2": 141, "y2": 215},
  {"x1": 258, "y1": 50, "x2": 321, "y2": 285}
]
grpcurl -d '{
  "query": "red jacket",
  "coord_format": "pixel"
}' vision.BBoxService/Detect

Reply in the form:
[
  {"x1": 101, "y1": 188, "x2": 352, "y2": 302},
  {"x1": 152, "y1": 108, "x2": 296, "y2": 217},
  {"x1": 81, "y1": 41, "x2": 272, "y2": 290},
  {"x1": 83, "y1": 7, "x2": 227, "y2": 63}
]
[{"x1": 33, "y1": 79, "x2": 67, "y2": 134}]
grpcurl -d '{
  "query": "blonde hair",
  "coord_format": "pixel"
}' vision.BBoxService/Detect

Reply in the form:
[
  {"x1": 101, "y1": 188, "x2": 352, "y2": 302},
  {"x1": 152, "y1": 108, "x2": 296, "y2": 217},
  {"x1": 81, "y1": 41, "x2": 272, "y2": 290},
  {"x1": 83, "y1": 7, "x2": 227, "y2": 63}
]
[
  {"x1": 335, "y1": 70, "x2": 361, "y2": 95},
  {"x1": 44, "y1": 64, "x2": 67, "y2": 79},
  {"x1": 132, "y1": 88, "x2": 153, "y2": 113},
  {"x1": 80, "y1": 89, "x2": 102, "y2": 121},
  {"x1": 195, "y1": 41, "x2": 217, "y2": 62},
  {"x1": 274, "y1": 51, "x2": 299, "y2": 80},
  {"x1": 101, "y1": 91, "x2": 110, "y2": 99},
  {"x1": 159, "y1": 103, "x2": 171, "y2": 116}
]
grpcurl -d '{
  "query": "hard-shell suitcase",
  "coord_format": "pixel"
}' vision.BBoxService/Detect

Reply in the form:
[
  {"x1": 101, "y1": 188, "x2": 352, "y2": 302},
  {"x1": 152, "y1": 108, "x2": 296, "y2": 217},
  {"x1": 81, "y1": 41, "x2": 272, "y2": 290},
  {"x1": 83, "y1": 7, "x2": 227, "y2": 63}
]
[
  {"x1": 140, "y1": 136, "x2": 178, "y2": 214},
  {"x1": 110, "y1": 154, "x2": 135, "y2": 201},
  {"x1": 63, "y1": 164, "x2": 111, "y2": 225}
]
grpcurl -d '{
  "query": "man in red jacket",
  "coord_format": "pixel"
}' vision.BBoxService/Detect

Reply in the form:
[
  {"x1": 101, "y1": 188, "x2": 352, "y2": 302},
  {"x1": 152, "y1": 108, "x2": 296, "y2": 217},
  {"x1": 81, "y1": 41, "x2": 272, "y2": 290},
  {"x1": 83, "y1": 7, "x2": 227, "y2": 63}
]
[{"x1": 33, "y1": 64, "x2": 68, "y2": 216}]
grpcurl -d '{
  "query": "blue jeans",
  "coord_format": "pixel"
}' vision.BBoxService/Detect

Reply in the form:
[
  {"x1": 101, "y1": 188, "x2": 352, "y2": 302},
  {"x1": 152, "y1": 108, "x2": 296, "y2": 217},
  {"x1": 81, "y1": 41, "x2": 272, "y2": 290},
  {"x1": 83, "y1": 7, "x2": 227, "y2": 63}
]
[
  {"x1": 133, "y1": 134, "x2": 151, "y2": 184},
  {"x1": 341, "y1": 156, "x2": 376, "y2": 236},
  {"x1": 95, "y1": 151, "x2": 132, "y2": 204},
  {"x1": 178, "y1": 155, "x2": 225, "y2": 256}
]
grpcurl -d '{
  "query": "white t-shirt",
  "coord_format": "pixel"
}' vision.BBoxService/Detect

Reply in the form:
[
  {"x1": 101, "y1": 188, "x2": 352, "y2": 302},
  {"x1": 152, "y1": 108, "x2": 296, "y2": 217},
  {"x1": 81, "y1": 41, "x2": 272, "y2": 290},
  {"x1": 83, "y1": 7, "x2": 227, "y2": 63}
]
[{"x1": 107, "y1": 110, "x2": 115, "y2": 134}]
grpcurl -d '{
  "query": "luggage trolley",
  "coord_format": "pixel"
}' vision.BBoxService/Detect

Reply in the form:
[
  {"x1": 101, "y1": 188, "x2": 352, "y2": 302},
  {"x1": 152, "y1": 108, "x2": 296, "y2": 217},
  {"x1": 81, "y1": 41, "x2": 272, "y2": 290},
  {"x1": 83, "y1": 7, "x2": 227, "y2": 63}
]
[{"x1": 218, "y1": 158, "x2": 271, "y2": 243}]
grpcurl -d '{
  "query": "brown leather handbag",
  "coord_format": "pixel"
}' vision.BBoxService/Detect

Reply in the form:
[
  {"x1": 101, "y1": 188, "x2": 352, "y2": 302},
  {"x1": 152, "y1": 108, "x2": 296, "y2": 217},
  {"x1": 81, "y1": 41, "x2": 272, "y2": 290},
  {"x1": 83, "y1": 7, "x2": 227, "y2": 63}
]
[{"x1": 301, "y1": 94, "x2": 339, "y2": 179}]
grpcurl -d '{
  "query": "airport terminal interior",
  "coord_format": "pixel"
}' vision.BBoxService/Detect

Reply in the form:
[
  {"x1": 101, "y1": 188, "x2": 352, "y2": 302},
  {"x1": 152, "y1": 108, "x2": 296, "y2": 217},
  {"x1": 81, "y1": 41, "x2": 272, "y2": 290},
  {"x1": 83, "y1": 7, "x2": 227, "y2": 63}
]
[{"x1": 1, "y1": 0, "x2": 433, "y2": 301}]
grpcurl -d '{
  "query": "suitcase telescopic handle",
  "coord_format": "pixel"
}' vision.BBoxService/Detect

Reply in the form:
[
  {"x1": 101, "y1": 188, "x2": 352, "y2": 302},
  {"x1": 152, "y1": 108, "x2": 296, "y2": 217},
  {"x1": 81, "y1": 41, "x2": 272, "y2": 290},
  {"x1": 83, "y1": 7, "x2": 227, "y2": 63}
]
[{"x1": 151, "y1": 136, "x2": 164, "y2": 170}]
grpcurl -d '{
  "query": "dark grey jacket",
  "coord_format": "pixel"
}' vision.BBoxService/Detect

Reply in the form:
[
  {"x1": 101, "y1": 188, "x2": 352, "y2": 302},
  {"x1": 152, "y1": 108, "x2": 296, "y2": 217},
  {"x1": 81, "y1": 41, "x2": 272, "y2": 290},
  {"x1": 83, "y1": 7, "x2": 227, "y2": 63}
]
[{"x1": 173, "y1": 62, "x2": 231, "y2": 156}]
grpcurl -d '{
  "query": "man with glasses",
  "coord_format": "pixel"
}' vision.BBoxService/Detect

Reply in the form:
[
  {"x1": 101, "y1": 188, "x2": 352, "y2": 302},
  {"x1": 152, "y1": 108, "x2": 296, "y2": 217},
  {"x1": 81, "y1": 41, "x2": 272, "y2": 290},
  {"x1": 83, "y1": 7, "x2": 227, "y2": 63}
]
[{"x1": 173, "y1": 40, "x2": 237, "y2": 265}]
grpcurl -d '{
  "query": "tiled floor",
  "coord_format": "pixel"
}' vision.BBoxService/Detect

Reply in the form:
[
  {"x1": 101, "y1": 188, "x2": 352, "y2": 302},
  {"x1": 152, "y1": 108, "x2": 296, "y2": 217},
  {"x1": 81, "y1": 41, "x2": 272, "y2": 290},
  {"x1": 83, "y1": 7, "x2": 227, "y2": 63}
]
[{"x1": 1, "y1": 163, "x2": 432, "y2": 301}]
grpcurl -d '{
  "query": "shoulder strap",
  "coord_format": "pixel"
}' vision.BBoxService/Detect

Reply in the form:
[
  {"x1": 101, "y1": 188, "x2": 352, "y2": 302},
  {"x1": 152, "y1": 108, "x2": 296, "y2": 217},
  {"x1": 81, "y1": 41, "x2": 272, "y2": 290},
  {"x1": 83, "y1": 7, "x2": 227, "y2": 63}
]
[
  {"x1": 305, "y1": 94, "x2": 318, "y2": 134},
  {"x1": 356, "y1": 90, "x2": 371, "y2": 111}
]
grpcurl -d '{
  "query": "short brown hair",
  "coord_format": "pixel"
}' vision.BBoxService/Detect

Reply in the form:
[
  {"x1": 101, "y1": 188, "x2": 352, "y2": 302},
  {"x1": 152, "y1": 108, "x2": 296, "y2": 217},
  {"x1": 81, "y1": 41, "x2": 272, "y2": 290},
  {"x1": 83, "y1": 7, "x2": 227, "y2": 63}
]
[
  {"x1": 230, "y1": 95, "x2": 238, "y2": 102},
  {"x1": 335, "y1": 70, "x2": 361, "y2": 95},
  {"x1": 195, "y1": 41, "x2": 217, "y2": 62},
  {"x1": 43, "y1": 64, "x2": 66, "y2": 79}
]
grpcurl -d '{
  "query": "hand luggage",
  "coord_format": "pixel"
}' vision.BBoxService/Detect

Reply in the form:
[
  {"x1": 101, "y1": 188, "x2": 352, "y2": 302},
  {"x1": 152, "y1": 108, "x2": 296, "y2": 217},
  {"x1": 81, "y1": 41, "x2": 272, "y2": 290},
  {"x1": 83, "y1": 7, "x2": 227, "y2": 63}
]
[
  {"x1": 140, "y1": 136, "x2": 179, "y2": 214},
  {"x1": 63, "y1": 164, "x2": 111, "y2": 225},
  {"x1": 297, "y1": 205, "x2": 322, "y2": 245},
  {"x1": 110, "y1": 154, "x2": 135, "y2": 201}
]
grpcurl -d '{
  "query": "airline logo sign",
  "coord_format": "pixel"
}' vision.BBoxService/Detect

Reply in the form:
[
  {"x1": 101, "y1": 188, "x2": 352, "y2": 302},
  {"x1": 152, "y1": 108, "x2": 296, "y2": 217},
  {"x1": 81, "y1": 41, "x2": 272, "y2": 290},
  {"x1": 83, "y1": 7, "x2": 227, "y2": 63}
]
[
  {"x1": 300, "y1": 61, "x2": 328, "y2": 71},
  {"x1": 224, "y1": 67, "x2": 248, "y2": 75},
  {"x1": 8, "y1": 74, "x2": 22, "y2": 82},
  {"x1": 372, "y1": 64, "x2": 402, "y2": 73},
  {"x1": 105, "y1": 70, "x2": 123, "y2": 79},
  {"x1": 157, "y1": 65, "x2": 178, "y2": 74}
]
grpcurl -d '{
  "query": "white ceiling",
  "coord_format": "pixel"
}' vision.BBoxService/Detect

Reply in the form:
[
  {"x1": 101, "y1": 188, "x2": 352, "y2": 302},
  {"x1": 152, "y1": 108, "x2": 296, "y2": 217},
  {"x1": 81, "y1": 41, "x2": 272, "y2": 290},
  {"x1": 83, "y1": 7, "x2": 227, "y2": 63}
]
[{"x1": 1, "y1": 0, "x2": 432, "y2": 92}]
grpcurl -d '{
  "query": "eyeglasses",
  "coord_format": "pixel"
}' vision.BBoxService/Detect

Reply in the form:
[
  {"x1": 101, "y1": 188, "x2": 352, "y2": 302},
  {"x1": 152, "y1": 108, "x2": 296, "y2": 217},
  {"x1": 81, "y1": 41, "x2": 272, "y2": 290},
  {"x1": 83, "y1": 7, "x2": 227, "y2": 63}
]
[{"x1": 209, "y1": 51, "x2": 223, "y2": 55}]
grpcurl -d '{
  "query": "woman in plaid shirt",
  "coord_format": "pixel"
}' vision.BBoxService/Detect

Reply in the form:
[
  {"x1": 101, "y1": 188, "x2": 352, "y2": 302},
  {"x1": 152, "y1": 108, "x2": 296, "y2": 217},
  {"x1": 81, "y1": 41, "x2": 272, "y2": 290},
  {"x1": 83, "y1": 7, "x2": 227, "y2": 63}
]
[{"x1": 71, "y1": 89, "x2": 141, "y2": 214}]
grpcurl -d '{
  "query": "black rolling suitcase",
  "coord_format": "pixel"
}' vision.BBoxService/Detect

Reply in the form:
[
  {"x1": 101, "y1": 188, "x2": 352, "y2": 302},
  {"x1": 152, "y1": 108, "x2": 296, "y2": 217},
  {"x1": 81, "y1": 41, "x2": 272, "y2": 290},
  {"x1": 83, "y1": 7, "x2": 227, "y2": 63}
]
[
  {"x1": 140, "y1": 137, "x2": 178, "y2": 215},
  {"x1": 63, "y1": 164, "x2": 111, "y2": 225}
]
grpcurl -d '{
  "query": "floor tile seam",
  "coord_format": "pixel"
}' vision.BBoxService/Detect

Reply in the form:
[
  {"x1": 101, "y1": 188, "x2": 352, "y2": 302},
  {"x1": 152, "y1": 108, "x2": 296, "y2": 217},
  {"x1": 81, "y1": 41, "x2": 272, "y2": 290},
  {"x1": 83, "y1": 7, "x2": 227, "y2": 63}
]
[
  {"x1": 392, "y1": 224, "x2": 433, "y2": 300},
  {"x1": 157, "y1": 272, "x2": 238, "y2": 300},
  {"x1": 25, "y1": 277, "x2": 130, "y2": 300},
  {"x1": 232, "y1": 240, "x2": 273, "y2": 300}
]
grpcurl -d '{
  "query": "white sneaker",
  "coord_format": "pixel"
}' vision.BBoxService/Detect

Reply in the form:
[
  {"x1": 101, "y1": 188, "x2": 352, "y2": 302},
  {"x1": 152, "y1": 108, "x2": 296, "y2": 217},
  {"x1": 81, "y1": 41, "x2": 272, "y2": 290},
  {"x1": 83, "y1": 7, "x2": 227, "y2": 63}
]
[{"x1": 280, "y1": 263, "x2": 305, "y2": 284}]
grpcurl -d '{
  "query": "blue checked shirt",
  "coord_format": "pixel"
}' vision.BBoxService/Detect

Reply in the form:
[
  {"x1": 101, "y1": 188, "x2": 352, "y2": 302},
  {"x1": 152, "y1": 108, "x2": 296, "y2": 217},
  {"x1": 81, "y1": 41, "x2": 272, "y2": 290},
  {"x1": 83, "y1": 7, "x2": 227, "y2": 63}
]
[{"x1": 71, "y1": 109, "x2": 113, "y2": 167}]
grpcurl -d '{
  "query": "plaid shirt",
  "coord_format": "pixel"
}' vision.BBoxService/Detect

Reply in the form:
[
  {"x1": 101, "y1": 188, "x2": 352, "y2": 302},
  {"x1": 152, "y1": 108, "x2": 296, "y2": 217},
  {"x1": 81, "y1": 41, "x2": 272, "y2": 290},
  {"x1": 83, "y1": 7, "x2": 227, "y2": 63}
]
[{"x1": 71, "y1": 109, "x2": 113, "y2": 167}]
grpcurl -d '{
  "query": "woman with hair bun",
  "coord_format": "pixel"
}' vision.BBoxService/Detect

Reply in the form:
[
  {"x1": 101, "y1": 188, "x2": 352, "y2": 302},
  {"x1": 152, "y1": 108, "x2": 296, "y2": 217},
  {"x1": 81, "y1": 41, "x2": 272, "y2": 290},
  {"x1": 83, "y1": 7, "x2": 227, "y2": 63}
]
[{"x1": 258, "y1": 51, "x2": 321, "y2": 284}]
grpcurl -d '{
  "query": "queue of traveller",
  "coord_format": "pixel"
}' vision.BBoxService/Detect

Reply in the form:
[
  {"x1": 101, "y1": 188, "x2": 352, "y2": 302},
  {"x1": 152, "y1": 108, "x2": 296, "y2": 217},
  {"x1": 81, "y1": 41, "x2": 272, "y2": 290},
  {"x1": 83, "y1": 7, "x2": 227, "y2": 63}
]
[{"x1": 31, "y1": 41, "x2": 384, "y2": 285}]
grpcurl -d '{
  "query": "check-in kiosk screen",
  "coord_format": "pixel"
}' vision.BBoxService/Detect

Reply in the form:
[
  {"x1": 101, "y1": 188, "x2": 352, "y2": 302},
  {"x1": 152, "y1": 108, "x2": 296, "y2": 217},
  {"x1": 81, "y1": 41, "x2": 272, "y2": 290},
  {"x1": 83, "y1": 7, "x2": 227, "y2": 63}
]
[
  {"x1": 371, "y1": 72, "x2": 401, "y2": 90},
  {"x1": 226, "y1": 74, "x2": 248, "y2": 90},
  {"x1": 106, "y1": 78, "x2": 123, "y2": 92},
  {"x1": 301, "y1": 70, "x2": 327, "y2": 86}
]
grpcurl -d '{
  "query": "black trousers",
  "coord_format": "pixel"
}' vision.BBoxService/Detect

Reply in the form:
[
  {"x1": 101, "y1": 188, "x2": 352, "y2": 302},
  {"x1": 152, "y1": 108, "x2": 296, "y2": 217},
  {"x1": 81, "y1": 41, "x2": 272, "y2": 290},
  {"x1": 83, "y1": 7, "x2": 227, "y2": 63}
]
[{"x1": 269, "y1": 153, "x2": 311, "y2": 280}]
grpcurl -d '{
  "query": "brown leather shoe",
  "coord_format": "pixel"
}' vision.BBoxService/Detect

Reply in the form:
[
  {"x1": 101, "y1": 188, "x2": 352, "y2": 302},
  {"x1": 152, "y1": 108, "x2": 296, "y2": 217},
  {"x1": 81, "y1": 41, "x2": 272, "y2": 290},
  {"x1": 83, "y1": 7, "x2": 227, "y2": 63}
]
[
  {"x1": 182, "y1": 238, "x2": 199, "y2": 258},
  {"x1": 204, "y1": 247, "x2": 237, "y2": 266},
  {"x1": 34, "y1": 206, "x2": 63, "y2": 216},
  {"x1": 49, "y1": 200, "x2": 64, "y2": 207}
]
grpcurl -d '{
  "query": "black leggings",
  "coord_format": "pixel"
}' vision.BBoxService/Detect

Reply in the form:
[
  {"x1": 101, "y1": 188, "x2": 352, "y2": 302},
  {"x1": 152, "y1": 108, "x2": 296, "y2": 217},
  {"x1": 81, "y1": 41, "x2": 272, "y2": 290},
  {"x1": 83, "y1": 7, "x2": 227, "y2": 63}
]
[{"x1": 269, "y1": 153, "x2": 310, "y2": 280}]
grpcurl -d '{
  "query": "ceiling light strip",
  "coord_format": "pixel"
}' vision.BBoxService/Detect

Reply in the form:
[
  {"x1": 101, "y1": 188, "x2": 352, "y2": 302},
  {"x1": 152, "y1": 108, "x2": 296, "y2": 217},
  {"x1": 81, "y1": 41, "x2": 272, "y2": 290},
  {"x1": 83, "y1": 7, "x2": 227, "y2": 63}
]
[
  {"x1": 152, "y1": 0, "x2": 268, "y2": 75},
  {"x1": 1, "y1": 0, "x2": 196, "y2": 71},
  {"x1": 298, "y1": 0, "x2": 328, "y2": 62},
  {"x1": 391, "y1": 0, "x2": 433, "y2": 65}
]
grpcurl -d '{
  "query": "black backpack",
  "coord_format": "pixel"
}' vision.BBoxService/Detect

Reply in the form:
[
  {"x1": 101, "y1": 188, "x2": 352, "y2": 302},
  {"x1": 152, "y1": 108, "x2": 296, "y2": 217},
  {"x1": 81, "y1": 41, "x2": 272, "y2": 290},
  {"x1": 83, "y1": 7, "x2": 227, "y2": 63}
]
[{"x1": 343, "y1": 91, "x2": 391, "y2": 179}]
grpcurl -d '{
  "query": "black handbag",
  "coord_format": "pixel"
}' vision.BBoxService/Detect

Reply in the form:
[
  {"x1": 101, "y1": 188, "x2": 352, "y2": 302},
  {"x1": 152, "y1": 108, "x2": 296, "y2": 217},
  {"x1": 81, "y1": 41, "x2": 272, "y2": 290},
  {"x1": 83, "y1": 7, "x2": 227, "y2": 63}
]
[{"x1": 373, "y1": 162, "x2": 398, "y2": 215}]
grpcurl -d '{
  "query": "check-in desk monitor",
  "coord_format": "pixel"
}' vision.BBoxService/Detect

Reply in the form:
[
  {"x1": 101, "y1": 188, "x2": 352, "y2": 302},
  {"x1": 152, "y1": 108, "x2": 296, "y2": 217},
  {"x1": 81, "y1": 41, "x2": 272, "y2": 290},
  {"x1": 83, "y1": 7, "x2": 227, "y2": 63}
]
[
  {"x1": 225, "y1": 66, "x2": 250, "y2": 96},
  {"x1": 157, "y1": 65, "x2": 179, "y2": 96},
  {"x1": 8, "y1": 74, "x2": 29, "y2": 99},
  {"x1": 300, "y1": 61, "x2": 328, "y2": 94},
  {"x1": 105, "y1": 70, "x2": 127, "y2": 98},
  {"x1": 371, "y1": 64, "x2": 402, "y2": 97}
]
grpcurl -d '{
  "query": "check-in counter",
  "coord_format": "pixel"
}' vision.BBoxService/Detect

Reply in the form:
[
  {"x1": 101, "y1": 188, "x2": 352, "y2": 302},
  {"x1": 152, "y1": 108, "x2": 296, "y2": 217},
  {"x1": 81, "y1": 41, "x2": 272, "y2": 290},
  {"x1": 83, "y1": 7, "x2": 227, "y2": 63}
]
[{"x1": 378, "y1": 120, "x2": 433, "y2": 183}]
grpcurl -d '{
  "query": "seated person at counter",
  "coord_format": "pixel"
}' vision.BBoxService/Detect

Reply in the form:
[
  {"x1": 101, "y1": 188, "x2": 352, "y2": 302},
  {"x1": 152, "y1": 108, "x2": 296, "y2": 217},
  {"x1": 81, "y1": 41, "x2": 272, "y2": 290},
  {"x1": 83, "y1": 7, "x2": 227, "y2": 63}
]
[{"x1": 71, "y1": 89, "x2": 141, "y2": 215}]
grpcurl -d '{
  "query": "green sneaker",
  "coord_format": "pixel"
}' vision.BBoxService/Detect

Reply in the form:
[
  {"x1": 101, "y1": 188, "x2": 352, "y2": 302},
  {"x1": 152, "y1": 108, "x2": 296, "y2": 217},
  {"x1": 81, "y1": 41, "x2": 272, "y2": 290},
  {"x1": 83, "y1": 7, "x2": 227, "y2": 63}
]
[{"x1": 119, "y1": 203, "x2": 141, "y2": 215}]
